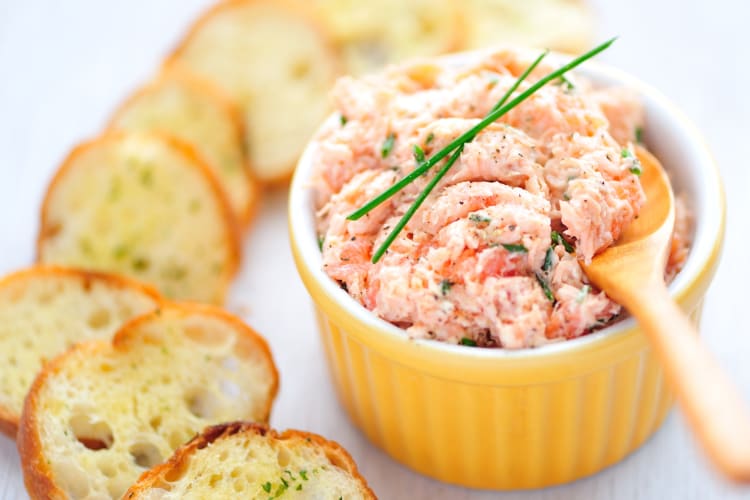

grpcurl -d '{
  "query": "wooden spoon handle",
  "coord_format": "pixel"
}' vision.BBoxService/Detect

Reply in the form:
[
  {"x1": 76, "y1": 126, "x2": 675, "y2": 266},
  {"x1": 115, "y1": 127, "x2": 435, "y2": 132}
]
[{"x1": 629, "y1": 285, "x2": 750, "y2": 482}]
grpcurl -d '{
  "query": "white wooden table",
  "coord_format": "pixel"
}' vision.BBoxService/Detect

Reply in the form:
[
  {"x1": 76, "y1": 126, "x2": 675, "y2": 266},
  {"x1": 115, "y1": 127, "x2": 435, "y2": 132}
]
[{"x1": 1, "y1": 1, "x2": 748, "y2": 498}]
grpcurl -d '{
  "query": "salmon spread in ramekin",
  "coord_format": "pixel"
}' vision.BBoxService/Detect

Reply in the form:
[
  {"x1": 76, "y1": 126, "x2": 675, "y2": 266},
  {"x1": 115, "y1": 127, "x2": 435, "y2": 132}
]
[{"x1": 310, "y1": 50, "x2": 690, "y2": 348}]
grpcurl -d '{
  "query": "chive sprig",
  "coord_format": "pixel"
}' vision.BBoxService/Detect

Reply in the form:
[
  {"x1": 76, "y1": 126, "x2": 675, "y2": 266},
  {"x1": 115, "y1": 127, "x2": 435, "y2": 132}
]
[{"x1": 349, "y1": 38, "x2": 617, "y2": 263}]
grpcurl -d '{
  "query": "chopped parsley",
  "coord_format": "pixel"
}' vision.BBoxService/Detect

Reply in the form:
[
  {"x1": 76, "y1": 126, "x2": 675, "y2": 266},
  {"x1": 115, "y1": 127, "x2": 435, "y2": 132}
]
[
  {"x1": 621, "y1": 148, "x2": 642, "y2": 175},
  {"x1": 140, "y1": 168, "x2": 154, "y2": 187},
  {"x1": 299, "y1": 470, "x2": 308, "y2": 481},
  {"x1": 262, "y1": 482, "x2": 272, "y2": 493},
  {"x1": 459, "y1": 337, "x2": 477, "y2": 346},
  {"x1": 501, "y1": 243, "x2": 527, "y2": 253},
  {"x1": 542, "y1": 246, "x2": 554, "y2": 272},
  {"x1": 340, "y1": 114, "x2": 348, "y2": 126},
  {"x1": 551, "y1": 231, "x2": 574, "y2": 253},
  {"x1": 381, "y1": 133, "x2": 396, "y2": 158},
  {"x1": 469, "y1": 213, "x2": 492, "y2": 224},
  {"x1": 413, "y1": 144, "x2": 426, "y2": 164},
  {"x1": 576, "y1": 284, "x2": 590, "y2": 304},
  {"x1": 113, "y1": 244, "x2": 128, "y2": 259},
  {"x1": 440, "y1": 279, "x2": 452, "y2": 296},
  {"x1": 425, "y1": 132, "x2": 435, "y2": 145},
  {"x1": 635, "y1": 126, "x2": 643, "y2": 144},
  {"x1": 296, "y1": 484, "x2": 303, "y2": 491},
  {"x1": 132, "y1": 257, "x2": 150, "y2": 271},
  {"x1": 317, "y1": 235, "x2": 324, "y2": 252},
  {"x1": 557, "y1": 74, "x2": 575, "y2": 92},
  {"x1": 535, "y1": 273, "x2": 555, "y2": 302}
]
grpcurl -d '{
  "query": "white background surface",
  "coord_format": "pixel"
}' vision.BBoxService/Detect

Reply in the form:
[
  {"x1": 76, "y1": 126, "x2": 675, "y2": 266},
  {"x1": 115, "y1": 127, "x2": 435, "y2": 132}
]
[{"x1": 1, "y1": 1, "x2": 748, "y2": 499}]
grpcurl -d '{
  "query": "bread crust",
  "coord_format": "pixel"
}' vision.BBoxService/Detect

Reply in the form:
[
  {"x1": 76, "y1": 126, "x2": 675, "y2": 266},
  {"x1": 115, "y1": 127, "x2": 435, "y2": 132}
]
[
  {"x1": 17, "y1": 303, "x2": 279, "y2": 500},
  {"x1": 107, "y1": 65, "x2": 260, "y2": 228},
  {"x1": 165, "y1": 0, "x2": 342, "y2": 185},
  {"x1": 36, "y1": 131, "x2": 242, "y2": 304},
  {"x1": 18, "y1": 340, "x2": 110, "y2": 500},
  {"x1": 123, "y1": 421, "x2": 375, "y2": 499},
  {"x1": 0, "y1": 265, "x2": 162, "y2": 438}
]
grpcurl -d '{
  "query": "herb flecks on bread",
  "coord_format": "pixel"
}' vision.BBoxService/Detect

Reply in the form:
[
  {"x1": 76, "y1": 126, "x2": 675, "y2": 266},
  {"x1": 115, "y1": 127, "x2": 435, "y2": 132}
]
[
  {"x1": 17, "y1": 304, "x2": 279, "y2": 500},
  {"x1": 168, "y1": 0, "x2": 339, "y2": 183},
  {"x1": 0, "y1": 266, "x2": 161, "y2": 437},
  {"x1": 109, "y1": 68, "x2": 258, "y2": 226},
  {"x1": 125, "y1": 422, "x2": 375, "y2": 499},
  {"x1": 37, "y1": 131, "x2": 241, "y2": 304}
]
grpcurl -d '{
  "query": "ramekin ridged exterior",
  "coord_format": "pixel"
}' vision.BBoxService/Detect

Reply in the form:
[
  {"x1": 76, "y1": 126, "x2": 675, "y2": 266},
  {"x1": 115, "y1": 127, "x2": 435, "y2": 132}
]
[{"x1": 289, "y1": 50, "x2": 725, "y2": 489}]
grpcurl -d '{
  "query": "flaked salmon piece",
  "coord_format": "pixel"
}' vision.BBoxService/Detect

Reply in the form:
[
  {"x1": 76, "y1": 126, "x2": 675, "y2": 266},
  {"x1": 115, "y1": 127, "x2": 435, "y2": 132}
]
[
  {"x1": 592, "y1": 87, "x2": 645, "y2": 145},
  {"x1": 546, "y1": 284, "x2": 621, "y2": 340},
  {"x1": 414, "y1": 181, "x2": 549, "y2": 234}
]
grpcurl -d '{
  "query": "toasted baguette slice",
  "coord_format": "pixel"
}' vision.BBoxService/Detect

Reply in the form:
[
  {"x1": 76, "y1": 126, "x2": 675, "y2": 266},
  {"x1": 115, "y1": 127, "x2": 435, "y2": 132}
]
[
  {"x1": 109, "y1": 67, "x2": 259, "y2": 226},
  {"x1": 37, "y1": 131, "x2": 241, "y2": 304},
  {"x1": 0, "y1": 266, "x2": 161, "y2": 438},
  {"x1": 124, "y1": 422, "x2": 375, "y2": 499},
  {"x1": 18, "y1": 303, "x2": 279, "y2": 500},
  {"x1": 461, "y1": 0, "x2": 594, "y2": 54},
  {"x1": 168, "y1": 0, "x2": 340, "y2": 183},
  {"x1": 310, "y1": 0, "x2": 463, "y2": 76}
]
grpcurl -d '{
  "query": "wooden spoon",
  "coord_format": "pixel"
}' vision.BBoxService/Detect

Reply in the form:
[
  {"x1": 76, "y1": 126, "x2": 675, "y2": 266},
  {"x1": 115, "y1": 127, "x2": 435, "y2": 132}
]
[{"x1": 583, "y1": 147, "x2": 750, "y2": 482}]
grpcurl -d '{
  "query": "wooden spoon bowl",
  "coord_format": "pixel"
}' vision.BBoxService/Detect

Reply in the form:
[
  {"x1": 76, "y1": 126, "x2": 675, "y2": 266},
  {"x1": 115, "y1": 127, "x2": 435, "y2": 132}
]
[{"x1": 584, "y1": 148, "x2": 750, "y2": 482}]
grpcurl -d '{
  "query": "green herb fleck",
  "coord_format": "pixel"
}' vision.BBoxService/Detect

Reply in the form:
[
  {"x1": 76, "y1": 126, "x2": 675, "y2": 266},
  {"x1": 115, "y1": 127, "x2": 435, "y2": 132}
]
[
  {"x1": 274, "y1": 482, "x2": 288, "y2": 497},
  {"x1": 551, "y1": 231, "x2": 574, "y2": 253},
  {"x1": 621, "y1": 148, "x2": 642, "y2": 175},
  {"x1": 535, "y1": 273, "x2": 555, "y2": 302},
  {"x1": 132, "y1": 257, "x2": 149, "y2": 271},
  {"x1": 299, "y1": 470, "x2": 308, "y2": 481},
  {"x1": 542, "y1": 246, "x2": 554, "y2": 272},
  {"x1": 381, "y1": 133, "x2": 395, "y2": 158},
  {"x1": 425, "y1": 132, "x2": 435, "y2": 145},
  {"x1": 340, "y1": 114, "x2": 348, "y2": 126},
  {"x1": 296, "y1": 484, "x2": 303, "y2": 491},
  {"x1": 108, "y1": 177, "x2": 122, "y2": 201},
  {"x1": 469, "y1": 213, "x2": 492, "y2": 224},
  {"x1": 280, "y1": 477, "x2": 289, "y2": 488},
  {"x1": 502, "y1": 243, "x2": 527, "y2": 253},
  {"x1": 459, "y1": 337, "x2": 477, "y2": 346},
  {"x1": 262, "y1": 482, "x2": 271, "y2": 493},
  {"x1": 140, "y1": 168, "x2": 154, "y2": 187},
  {"x1": 557, "y1": 74, "x2": 575, "y2": 91},
  {"x1": 164, "y1": 265, "x2": 187, "y2": 281},
  {"x1": 317, "y1": 235, "x2": 324, "y2": 252},
  {"x1": 413, "y1": 144, "x2": 425, "y2": 164},
  {"x1": 635, "y1": 126, "x2": 643, "y2": 144},
  {"x1": 440, "y1": 279, "x2": 452, "y2": 296},
  {"x1": 576, "y1": 284, "x2": 590, "y2": 304},
  {"x1": 78, "y1": 238, "x2": 93, "y2": 255}
]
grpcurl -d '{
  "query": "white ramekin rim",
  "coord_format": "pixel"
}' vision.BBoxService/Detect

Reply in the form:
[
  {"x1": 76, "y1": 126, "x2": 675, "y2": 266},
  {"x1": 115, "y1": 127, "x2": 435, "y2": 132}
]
[{"x1": 289, "y1": 47, "x2": 725, "y2": 360}]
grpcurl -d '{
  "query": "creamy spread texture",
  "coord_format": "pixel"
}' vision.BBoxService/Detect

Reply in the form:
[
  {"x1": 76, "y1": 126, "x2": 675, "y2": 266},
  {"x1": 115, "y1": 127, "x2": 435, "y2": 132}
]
[{"x1": 311, "y1": 50, "x2": 689, "y2": 348}]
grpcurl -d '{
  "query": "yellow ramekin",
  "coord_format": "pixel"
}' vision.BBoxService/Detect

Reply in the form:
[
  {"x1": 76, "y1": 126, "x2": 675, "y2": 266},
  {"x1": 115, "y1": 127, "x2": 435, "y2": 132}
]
[{"x1": 288, "y1": 50, "x2": 726, "y2": 490}]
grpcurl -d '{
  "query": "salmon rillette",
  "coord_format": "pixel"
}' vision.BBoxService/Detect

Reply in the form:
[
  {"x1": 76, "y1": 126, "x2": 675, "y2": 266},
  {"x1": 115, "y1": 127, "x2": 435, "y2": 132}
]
[{"x1": 310, "y1": 50, "x2": 690, "y2": 349}]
